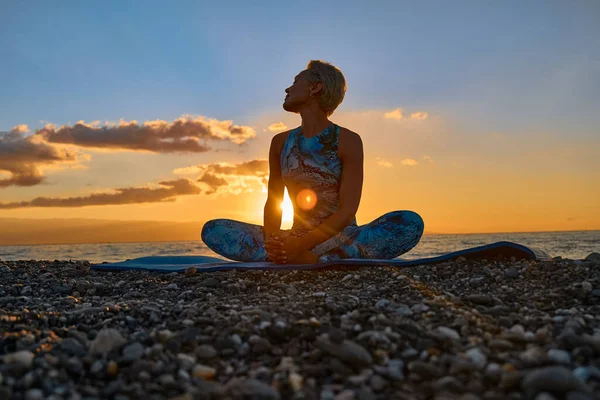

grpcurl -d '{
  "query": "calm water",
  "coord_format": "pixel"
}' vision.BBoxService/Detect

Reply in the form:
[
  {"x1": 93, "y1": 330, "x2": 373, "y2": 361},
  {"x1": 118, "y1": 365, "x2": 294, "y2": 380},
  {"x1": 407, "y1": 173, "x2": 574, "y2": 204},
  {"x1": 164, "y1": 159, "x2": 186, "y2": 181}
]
[{"x1": 0, "y1": 231, "x2": 598, "y2": 264}]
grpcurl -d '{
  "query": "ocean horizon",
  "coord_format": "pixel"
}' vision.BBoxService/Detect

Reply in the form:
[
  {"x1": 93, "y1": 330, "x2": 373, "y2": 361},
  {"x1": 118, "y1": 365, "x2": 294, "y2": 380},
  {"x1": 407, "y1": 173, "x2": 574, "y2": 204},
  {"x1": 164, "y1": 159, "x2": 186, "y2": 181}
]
[{"x1": 1, "y1": 230, "x2": 598, "y2": 264}]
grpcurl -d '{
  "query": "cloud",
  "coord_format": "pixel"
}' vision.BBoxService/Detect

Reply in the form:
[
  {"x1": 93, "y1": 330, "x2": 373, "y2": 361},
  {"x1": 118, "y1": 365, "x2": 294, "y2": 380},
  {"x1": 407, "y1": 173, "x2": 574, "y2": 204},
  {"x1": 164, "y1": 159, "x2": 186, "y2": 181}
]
[
  {"x1": 423, "y1": 155, "x2": 434, "y2": 163},
  {"x1": 268, "y1": 122, "x2": 288, "y2": 132},
  {"x1": 36, "y1": 115, "x2": 256, "y2": 153},
  {"x1": 181, "y1": 159, "x2": 269, "y2": 195},
  {"x1": 384, "y1": 108, "x2": 404, "y2": 120},
  {"x1": 197, "y1": 173, "x2": 229, "y2": 195},
  {"x1": 410, "y1": 112, "x2": 428, "y2": 120},
  {"x1": 0, "y1": 179, "x2": 201, "y2": 209},
  {"x1": 384, "y1": 108, "x2": 429, "y2": 121},
  {"x1": 401, "y1": 158, "x2": 418, "y2": 166},
  {"x1": 376, "y1": 157, "x2": 393, "y2": 168},
  {"x1": 0, "y1": 125, "x2": 80, "y2": 188}
]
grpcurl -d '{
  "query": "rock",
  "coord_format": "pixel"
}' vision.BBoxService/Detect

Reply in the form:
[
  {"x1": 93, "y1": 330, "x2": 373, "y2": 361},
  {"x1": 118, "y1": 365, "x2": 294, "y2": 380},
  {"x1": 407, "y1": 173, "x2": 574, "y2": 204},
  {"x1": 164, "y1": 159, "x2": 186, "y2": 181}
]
[
  {"x1": 485, "y1": 363, "x2": 503, "y2": 382},
  {"x1": 546, "y1": 349, "x2": 571, "y2": 365},
  {"x1": 195, "y1": 344, "x2": 218, "y2": 359},
  {"x1": 89, "y1": 328, "x2": 126, "y2": 356},
  {"x1": 369, "y1": 374, "x2": 387, "y2": 391},
  {"x1": 57, "y1": 338, "x2": 87, "y2": 357},
  {"x1": 565, "y1": 392, "x2": 595, "y2": 400},
  {"x1": 201, "y1": 278, "x2": 220, "y2": 287},
  {"x1": 166, "y1": 283, "x2": 179, "y2": 290},
  {"x1": 386, "y1": 359, "x2": 404, "y2": 380},
  {"x1": 223, "y1": 378, "x2": 280, "y2": 399},
  {"x1": 3, "y1": 350, "x2": 34, "y2": 369},
  {"x1": 463, "y1": 294, "x2": 493, "y2": 305},
  {"x1": 122, "y1": 342, "x2": 145, "y2": 362},
  {"x1": 21, "y1": 286, "x2": 32, "y2": 296},
  {"x1": 488, "y1": 339, "x2": 514, "y2": 351},
  {"x1": 521, "y1": 347, "x2": 546, "y2": 365},
  {"x1": 375, "y1": 299, "x2": 390, "y2": 309},
  {"x1": 177, "y1": 353, "x2": 196, "y2": 370},
  {"x1": 409, "y1": 361, "x2": 442, "y2": 378},
  {"x1": 289, "y1": 372, "x2": 303, "y2": 392},
  {"x1": 106, "y1": 360, "x2": 119, "y2": 376},
  {"x1": 580, "y1": 282, "x2": 593, "y2": 295},
  {"x1": 465, "y1": 348, "x2": 487, "y2": 369},
  {"x1": 534, "y1": 393, "x2": 557, "y2": 400},
  {"x1": 192, "y1": 364, "x2": 216, "y2": 380},
  {"x1": 521, "y1": 366, "x2": 590, "y2": 396},
  {"x1": 394, "y1": 304, "x2": 413, "y2": 316},
  {"x1": 24, "y1": 389, "x2": 44, "y2": 400},
  {"x1": 436, "y1": 326, "x2": 461, "y2": 340},
  {"x1": 316, "y1": 337, "x2": 373, "y2": 369},
  {"x1": 504, "y1": 268, "x2": 519, "y2": 279},
  {"x1": 432, "y1": 376, "x2": 462, "y2": 393}
]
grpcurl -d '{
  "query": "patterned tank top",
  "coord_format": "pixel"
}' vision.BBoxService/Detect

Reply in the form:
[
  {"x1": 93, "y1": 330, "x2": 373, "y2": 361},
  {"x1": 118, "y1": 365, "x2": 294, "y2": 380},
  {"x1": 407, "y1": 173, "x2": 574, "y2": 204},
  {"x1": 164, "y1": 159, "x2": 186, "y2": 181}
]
[{"x1": 280, "y1": 123, "x2": 357, "y2": 232}]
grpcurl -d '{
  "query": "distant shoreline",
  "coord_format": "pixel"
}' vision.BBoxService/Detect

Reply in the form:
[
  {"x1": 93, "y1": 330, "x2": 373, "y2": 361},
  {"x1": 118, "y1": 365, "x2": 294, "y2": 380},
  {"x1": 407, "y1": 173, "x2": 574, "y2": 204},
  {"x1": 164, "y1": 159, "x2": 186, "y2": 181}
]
[{"x1": 0, "y1": 229, "x2": 598, "y2": 247}]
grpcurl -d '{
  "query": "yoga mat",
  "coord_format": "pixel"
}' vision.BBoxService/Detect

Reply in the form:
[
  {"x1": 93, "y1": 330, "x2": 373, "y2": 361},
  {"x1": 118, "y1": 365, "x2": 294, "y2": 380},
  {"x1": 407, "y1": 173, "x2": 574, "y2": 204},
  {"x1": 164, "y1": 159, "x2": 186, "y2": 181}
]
[{"x1": 91, "y1": 241, "x2": 551, "y2": 273}]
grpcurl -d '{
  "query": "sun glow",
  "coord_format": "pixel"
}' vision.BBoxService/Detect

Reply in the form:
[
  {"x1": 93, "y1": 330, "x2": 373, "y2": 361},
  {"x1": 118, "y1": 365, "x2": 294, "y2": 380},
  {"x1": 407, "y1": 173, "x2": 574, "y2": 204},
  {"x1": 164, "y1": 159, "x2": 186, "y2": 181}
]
[{"x1": 281, "y1": 189, "x2": 294, "y2": 229}]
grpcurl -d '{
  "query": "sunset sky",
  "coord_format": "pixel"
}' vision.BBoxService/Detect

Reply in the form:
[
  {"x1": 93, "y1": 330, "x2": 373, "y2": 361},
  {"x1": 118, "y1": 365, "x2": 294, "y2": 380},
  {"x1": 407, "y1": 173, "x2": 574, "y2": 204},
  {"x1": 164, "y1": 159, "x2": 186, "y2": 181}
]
[{"x1": 1, "y1": 1, "x2": 599, "y2": 237}]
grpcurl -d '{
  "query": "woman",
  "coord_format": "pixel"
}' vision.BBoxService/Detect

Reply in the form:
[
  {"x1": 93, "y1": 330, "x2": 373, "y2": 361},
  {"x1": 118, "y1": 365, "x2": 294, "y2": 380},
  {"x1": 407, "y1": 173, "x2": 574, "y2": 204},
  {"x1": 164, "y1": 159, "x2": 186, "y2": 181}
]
[{"x1": 202, "y1": 60, "x2": 424, "y2": 264}]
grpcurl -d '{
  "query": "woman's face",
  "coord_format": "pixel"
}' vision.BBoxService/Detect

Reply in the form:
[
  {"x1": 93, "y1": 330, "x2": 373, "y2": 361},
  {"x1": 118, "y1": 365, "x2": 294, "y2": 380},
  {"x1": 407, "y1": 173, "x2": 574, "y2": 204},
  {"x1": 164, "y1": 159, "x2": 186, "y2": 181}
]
[{"x1": 283, "y1": 70, "x2": 312, "y2": 113}]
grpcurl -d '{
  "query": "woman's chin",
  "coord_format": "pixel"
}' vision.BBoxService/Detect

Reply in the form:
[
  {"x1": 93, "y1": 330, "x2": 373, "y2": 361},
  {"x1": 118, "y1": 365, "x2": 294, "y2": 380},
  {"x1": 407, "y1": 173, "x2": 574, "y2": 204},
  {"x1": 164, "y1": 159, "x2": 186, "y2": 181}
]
[{"x1": 282, "y1": 101, "x2": 299, "y2": 113}]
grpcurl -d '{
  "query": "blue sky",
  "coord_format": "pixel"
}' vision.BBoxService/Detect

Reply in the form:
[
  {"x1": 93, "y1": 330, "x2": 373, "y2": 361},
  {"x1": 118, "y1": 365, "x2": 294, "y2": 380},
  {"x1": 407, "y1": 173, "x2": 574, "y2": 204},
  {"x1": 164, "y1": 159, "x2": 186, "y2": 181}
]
[
  {"x1": 2, "y1": 1, "x2": 598, "y2": 133},
  {"x1": 0, "y1": 1, "x2": 599, "y2": 234}
]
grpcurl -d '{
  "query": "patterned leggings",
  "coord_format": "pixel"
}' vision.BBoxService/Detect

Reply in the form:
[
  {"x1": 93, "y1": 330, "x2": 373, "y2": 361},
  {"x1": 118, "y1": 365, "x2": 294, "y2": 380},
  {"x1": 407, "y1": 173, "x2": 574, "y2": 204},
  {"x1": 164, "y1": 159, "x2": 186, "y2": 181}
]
[{"x1": 201, "y1": 210, "x2": 424, "y2": 263}]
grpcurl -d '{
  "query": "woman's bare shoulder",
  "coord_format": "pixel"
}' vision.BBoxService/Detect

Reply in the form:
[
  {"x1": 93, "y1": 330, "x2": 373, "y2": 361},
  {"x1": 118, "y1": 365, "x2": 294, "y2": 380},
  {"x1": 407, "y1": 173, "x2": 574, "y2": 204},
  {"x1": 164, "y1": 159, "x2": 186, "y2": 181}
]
[
  {"x1": 338, "y1": 126, "x2": 363, "y2": 148},
  {"x1": 269, "y1": 129, "x2": 295, "y2": 156}
]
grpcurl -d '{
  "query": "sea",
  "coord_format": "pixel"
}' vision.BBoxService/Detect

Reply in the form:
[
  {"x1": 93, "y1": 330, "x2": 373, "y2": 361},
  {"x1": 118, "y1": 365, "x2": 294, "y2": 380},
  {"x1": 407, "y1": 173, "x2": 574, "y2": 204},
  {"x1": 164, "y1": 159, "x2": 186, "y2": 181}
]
[{"x1": 0, "y1": 230, "x2": 598, "y2": 264}]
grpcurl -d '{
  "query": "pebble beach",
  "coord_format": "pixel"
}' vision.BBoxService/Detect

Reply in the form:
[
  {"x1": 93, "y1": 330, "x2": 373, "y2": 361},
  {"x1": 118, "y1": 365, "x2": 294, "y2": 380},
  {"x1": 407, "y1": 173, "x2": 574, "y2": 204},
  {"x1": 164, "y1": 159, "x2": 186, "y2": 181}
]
[{"x1": 1, "y1": 254, "x2": 600, "y2": 399}]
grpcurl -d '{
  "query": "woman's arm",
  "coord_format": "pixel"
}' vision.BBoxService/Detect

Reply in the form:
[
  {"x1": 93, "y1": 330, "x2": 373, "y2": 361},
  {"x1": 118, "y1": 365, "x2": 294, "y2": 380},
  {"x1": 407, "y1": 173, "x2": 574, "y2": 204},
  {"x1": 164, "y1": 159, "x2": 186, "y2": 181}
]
[
  {"x1": 296, "y1": 128, "x2": 364, "y2": 251},
  {"x1": 263, "y1": 132, "x2": 286, "y2": 239}
]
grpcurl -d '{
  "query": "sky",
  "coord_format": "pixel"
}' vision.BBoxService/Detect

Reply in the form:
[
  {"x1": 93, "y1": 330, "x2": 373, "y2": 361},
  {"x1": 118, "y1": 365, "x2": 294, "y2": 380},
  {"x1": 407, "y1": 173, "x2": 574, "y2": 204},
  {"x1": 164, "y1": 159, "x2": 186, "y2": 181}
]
[{"x1": 0, "y1": 0, "x2": 599, "y2": 237}]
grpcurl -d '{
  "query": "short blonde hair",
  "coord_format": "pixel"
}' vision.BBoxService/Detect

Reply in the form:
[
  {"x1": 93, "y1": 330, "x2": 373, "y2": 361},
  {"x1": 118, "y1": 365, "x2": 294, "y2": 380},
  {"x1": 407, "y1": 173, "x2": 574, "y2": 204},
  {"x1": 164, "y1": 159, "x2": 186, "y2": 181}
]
[{"x1": 305, "y1": 60, "x2": 347, "y2": 116}]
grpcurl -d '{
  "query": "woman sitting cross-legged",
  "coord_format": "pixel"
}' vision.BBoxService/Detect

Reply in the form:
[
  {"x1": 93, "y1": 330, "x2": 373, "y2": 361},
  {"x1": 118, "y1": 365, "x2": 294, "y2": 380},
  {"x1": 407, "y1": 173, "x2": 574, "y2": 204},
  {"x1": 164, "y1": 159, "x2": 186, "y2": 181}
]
[{"x1": 201, "y1": 60, "x2": 424, "y2": 264}]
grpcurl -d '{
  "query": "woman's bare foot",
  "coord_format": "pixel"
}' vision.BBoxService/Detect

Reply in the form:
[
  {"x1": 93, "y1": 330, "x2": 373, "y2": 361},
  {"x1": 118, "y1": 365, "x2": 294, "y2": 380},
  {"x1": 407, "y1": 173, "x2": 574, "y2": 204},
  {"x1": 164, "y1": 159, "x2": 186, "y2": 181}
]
[{"x1": 288, "y1": 251, "x2": 319, "y2": 264}]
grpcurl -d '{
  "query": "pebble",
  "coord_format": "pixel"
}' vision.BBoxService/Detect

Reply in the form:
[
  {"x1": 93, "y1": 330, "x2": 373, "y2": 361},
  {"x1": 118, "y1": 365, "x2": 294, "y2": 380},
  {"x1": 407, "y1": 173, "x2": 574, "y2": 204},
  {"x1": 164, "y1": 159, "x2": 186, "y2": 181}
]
[
  {"x1": 521, "y1": 366, "x2": 590, "y2": 395},
  {"x1": 463, "y1": 294, "x2": 493, "y2": 305},
  {"x1": 3, "y1": 351, "x2": 34, "y2": 369},
  {"x1": 224, "y1": 378, "x2": 281, "y2": 399},
  {"x1": 192, "y1": 364, "x2": 216, "y2": 379},
  {"x1": 1, "y1": 256, "x2": 599, "y2": 399},
  {"x1": 122, "y1": 342, "x2": 145, "y2": 362},
  {"x1": 195, "y1": 344, "x2": 218, "y2": 359},
  {"x1": 89, "y1": 328, "x2": 126, "y2": 356},
  {"x1": 24, "y1": 389, "x2": 44, "y2": 400},
  {"x1": 465, "y1": 347, "x2": 487, "y2": 369},
  {"x1": 504, "y1": 268, "x2": 519, "y2": 279},
  {"x1": 201, "y1": 277, "x2": 220, "y2": 287},
  {"x1": 317, "y1": 337, "x2": 373, "y2": 368},
  {"x1": 547, "y1": 348, "x2": 571, "y2": 365},
  {"x1": 437, "y1": 326, "x2": 461, "y2": 340}
]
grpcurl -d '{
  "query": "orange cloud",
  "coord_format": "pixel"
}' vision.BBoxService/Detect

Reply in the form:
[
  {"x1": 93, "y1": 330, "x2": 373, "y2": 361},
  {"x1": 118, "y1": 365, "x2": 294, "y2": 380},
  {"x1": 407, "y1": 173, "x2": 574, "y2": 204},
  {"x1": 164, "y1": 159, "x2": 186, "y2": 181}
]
[
  {"x1": 0, "y1": 179, "x2": 201, "y2": 209},
  {"x1": 268, "y1": 122, "x2": 288, "y2": 132},
  {"x1": 0, "y1": 126, "x2": 80, "y2": 188},
  {"x1": 384, "y1": 108, "x2": 404, "y2": 120},
  {"x1": 423, "y1": 155, "x2": 434, "y2": 163},
  {"x1": 193, "y1": 159, "x2": 269, "y2": 195},
  {"x1": 401, "y1": 158, "x2": 418, "y2": 166},
  {"x1": 376, "y1": 157, "x2": 393, "y2": 168},
  {"x1": 410, "y1": 112, "x2": 428, "y2": 120},
  {"x1": 36, "y1": 115, "x2": 256, "y2": 153}
]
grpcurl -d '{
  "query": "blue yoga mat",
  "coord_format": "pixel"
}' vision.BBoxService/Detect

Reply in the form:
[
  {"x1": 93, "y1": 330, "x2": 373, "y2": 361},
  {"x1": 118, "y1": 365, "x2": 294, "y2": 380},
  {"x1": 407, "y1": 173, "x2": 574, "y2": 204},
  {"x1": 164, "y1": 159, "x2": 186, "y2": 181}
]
[{"x1": 91, "y1": 241, "x2": 551, "y2": 273}]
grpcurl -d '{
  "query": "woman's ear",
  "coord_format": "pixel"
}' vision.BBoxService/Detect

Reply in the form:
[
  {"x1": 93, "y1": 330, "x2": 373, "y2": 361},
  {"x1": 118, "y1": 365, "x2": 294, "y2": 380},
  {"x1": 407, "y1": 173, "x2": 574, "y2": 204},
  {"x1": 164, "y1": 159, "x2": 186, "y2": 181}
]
[{"x1": 312, "y1": 81, "x2": 324, "y2": 96}]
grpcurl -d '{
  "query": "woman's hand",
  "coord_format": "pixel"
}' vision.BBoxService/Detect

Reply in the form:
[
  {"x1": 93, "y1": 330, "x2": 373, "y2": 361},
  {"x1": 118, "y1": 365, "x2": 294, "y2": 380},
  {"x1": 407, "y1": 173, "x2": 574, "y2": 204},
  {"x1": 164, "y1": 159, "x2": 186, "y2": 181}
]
[
  {"x1": 265, "y1": 232, "x2": 287, "y2": 263},
  {"x1": 265, "y1": 232, "x2": 309, "y2": 263}
]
